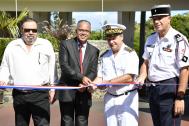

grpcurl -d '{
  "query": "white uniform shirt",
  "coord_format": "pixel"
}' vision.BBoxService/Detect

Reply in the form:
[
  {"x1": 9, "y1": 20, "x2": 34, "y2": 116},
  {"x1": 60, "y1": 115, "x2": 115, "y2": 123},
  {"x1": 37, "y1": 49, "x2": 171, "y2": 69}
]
[
  {"x1": 143, "y1": 27, "x2": 189, "y2": 81},
  {"x1": 98, "y1": 44, "x2": 139, "y2": 95},
  {"x1": 0, "y1": 38, "x2": 57, "y2": 85}
]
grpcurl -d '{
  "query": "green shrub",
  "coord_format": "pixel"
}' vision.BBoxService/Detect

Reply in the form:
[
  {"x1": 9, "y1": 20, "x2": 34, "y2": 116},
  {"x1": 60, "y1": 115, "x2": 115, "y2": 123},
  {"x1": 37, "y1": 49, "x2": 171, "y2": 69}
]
[
  {"x1": 38, "y1": 33, "x2": 60, "y2": 52},
  {"x1": 0, "y1": 38, "x2": 13, "y2": 64},
  {"x1": 90, "y1": 31, "x2": 102, "y2": 40}
]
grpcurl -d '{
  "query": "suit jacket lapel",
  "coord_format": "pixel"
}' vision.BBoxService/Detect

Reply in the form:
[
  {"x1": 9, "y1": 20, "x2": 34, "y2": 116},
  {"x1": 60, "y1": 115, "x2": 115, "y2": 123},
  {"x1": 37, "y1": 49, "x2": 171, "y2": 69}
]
[
  {"x1": 71, "y1": 38, "x2": 80, "y2": 66},
  {"x1": 83, "y1": 43, "x2": 90, "y2": 73}
]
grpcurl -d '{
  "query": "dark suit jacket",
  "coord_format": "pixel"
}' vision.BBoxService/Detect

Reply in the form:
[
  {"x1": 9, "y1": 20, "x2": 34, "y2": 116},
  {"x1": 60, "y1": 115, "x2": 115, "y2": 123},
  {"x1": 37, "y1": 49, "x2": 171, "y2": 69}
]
[{"x1": 58, "y1": 37, "x2": 99, "y2": 103}]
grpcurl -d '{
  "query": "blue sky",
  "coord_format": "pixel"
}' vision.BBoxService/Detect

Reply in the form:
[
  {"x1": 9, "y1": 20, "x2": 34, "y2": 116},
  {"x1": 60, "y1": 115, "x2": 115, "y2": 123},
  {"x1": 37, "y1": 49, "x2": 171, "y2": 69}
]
[{"x1": 73, "y1": 10, "x2": 189, "y2": 31}]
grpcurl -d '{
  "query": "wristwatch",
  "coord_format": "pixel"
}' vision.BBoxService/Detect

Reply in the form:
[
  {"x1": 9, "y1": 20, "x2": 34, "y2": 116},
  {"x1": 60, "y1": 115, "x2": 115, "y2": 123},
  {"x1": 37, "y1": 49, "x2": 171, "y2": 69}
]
[{"x1": 176, "y1": 91, "x2": 185, "y2": 100}]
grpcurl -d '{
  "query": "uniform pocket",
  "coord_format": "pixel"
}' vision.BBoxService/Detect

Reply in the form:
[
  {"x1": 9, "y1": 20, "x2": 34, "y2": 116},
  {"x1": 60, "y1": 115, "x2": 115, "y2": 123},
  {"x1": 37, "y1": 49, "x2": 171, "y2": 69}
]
[
  {"x1": 116, "y1": 66, "x2": 125, "y2": 75},
  {"x1": 38, "y1": 52, "x2": 49, "y2": 65},
  {"x1": 160, "y1": 50, "x2": 173, "y2": 58}
]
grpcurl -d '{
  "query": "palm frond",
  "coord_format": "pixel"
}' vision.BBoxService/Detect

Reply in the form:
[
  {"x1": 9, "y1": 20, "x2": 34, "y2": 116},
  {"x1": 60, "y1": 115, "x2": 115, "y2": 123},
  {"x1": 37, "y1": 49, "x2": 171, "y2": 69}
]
[{"x1": 6, "y1": 8, "x2": 29, "y2": 38}]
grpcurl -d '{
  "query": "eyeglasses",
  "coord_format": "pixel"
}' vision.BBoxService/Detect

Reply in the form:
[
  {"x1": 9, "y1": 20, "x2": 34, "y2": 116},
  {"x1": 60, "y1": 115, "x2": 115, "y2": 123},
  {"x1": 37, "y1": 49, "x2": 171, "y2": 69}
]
[
  {"x1": 77, "y1": 29, "x2": 91, "y2": 33},
  {"x1": 23, "y1": 29, "x2": 37, "y2": 33}
]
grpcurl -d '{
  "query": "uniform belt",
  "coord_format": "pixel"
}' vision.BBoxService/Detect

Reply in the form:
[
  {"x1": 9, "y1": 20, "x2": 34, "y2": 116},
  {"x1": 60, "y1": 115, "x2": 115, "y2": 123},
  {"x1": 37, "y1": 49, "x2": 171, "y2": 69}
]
[
  {"x1": 147, "y1": 77, "x2": 178, "y2": 86},
  {"x1": 107, "y1": 88, "x2": 137, "y2": 97}
]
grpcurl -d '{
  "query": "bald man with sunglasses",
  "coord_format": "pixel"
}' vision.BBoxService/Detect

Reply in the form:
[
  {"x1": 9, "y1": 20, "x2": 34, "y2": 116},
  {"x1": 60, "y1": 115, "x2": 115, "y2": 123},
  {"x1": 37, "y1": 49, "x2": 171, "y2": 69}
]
[{"x1": 0, "y1": 17, "x2": 57, "y2": 126}]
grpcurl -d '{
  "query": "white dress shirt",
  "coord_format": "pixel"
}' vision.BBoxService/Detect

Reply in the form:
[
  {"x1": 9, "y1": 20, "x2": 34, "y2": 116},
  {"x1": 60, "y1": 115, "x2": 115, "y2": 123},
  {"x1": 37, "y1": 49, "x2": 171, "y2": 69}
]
[
  {"x1": 77, "y1": 41, "x2": 87, "y2": 62},
  {"x1": 0, "y1": 38, "x2": 57, "y2": 86}
]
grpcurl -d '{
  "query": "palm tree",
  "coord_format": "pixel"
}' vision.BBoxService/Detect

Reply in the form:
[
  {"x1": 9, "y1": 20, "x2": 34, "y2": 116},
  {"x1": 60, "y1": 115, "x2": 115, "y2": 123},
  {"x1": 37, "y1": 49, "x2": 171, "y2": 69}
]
[
  {"x1": 42, "y1": 17, "x2": 72, "y2": 41},
  {"x1": 0, "y1": 8, "x2": 29, "y2": 38}
]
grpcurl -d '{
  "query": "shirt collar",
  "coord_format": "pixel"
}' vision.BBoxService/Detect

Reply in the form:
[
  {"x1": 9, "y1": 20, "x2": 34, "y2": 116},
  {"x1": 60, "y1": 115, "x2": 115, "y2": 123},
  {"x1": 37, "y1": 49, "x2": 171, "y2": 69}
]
[
  {"x1": 164, "y1": 27, "x2": 173, "y2": 39},
  {"x1": 16, "y1": 38, "x2": 42, "y2": 47},
  {"x1": 157, "y1": 27, "x2": 173, "y2": 42},
  {"x1": 77, "y1": 40, "x2": 87, "y2": 48},
  {"x1": 110, "y1": 43, "x2": 126, "y2": 55}
]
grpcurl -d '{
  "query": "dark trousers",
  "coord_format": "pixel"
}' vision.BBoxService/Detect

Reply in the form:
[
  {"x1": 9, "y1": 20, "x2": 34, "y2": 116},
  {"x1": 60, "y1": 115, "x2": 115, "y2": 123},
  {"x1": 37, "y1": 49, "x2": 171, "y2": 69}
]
[
  {"x1": 59, "y1": 92, "x2": 91, "y2": 126},
  {"x1": 149, "y1": 77, "x2": 181, "y2": 126},
  {"x1": 12, "y1": 89, "x2": 50, "y2": 126}
]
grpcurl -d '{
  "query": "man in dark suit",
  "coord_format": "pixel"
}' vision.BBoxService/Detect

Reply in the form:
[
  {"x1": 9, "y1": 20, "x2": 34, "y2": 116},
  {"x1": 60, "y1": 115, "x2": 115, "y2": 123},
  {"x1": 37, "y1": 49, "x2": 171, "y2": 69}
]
[{"x1": 58, "y1": 20, "x2": 100, "y2": 126}]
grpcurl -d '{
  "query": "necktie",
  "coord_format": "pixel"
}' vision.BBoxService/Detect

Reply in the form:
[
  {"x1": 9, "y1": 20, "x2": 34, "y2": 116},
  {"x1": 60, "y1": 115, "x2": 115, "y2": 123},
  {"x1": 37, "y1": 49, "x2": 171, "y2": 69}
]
[{"x1": 79, "y1": 43, "x2": 83, "y2": 74}]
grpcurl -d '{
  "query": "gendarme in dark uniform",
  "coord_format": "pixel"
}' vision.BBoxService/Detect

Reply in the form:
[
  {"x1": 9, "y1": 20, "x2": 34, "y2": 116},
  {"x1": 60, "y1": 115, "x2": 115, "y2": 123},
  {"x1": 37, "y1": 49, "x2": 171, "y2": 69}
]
[{"x1": 137, "y1": 4, "x2": 189, "y2": 126}]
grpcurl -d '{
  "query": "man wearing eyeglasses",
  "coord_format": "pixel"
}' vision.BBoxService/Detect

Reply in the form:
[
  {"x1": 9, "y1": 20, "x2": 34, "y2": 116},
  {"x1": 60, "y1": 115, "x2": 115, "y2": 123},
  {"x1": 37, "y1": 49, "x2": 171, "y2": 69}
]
[
  {"x1": 136, "y1": 4, "x2": 189, "y2": 126},
  {"x1": 0, "y1": 17, "x2": 57, "y2": 126},
  {"x1": 58, "y1": 20, "x2": 99, "y2": 126}
]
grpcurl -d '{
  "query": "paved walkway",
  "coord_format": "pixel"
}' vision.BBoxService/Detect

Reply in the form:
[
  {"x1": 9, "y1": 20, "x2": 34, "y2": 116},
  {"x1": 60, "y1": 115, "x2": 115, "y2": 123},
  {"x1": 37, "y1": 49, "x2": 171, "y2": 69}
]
[{"x1": 0, "y1": 98, "x2": 189, "y2": 126}]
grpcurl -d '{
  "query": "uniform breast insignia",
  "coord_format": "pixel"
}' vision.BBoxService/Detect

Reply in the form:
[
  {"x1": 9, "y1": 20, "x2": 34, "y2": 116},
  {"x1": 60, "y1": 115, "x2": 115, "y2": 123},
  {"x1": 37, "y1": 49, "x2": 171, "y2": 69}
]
[
  {"x1": 182, "y1": 56, "x2": 188, "y2": 62},
  {"x1": 124, "y1": 46, "x2": 134, "y2": 53},
  {"x1": 162, "y1": 44, "x2": 172, "y2": 52}
]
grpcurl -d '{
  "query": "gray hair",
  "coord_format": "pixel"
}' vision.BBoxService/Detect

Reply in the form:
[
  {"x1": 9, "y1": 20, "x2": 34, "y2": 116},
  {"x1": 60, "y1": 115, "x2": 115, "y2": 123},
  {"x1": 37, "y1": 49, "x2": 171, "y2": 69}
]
[{"x1": 77, "y1": 20, "x2": 91, "y2": 28}]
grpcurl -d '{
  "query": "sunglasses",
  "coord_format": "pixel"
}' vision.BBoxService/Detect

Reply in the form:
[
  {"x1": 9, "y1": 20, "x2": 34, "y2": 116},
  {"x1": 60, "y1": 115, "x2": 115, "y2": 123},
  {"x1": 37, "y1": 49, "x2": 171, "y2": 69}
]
[{"x1": 23, "y1": 29, "x2": 37, "y2": 33}]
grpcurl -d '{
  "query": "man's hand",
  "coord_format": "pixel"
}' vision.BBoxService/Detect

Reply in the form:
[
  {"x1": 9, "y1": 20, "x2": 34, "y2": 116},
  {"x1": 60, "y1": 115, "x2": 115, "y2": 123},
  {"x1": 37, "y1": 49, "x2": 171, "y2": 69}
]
[
  {"x1": 87, "y1": 83, "x2": 97, "y2": 93},
  {"x1": 0, "y1": 81, "x2": 7, "y2": 86},
  {"x1": 135, "y1": 76, "x2": 145, "y2": 86},
  {"x1": 78, "y1": 83, "x2": 87, "y2": 92},
  {"x1": 78, "y1": 76, "x2": 92, "y2": 93},
  {"x1": 174, "y1": 100, "x2": 185, "y2": 116},
  {"x1": 82, "y1": 76, "x2": 92, "y2": 86},
  {"x1": 49, "y1": 90, "x2": 56, "y2": 104}
]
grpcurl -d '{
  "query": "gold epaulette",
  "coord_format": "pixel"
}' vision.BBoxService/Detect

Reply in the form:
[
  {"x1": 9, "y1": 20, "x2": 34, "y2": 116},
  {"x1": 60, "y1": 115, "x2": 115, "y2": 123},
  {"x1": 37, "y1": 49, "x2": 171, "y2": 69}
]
[{"x1": 124, "y1": 46, "x2": 134, "y2": 53}]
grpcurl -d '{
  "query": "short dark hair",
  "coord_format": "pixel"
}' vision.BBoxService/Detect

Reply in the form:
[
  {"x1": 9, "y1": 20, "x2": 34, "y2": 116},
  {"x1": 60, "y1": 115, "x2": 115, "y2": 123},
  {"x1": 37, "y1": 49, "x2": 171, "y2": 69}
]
[{"x1": 20, "y1": 17, "x2": 38, "y2": 29}]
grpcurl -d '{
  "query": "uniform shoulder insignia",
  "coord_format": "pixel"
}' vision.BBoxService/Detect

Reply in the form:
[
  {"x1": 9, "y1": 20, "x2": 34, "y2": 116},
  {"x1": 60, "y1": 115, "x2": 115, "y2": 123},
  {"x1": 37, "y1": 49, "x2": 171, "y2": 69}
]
[
  {"x1": 175, "y1": 34, "x2": 183, "y2": 43},
  {"x1": 124, "y1": 46, "x2": 134, "y2": 53},
  {"x1": 150, "y1": 32, "x2": 156, "y2": 35},
  {"x1": 100, "y1": 49, "x2": 109, "y2": 57}
]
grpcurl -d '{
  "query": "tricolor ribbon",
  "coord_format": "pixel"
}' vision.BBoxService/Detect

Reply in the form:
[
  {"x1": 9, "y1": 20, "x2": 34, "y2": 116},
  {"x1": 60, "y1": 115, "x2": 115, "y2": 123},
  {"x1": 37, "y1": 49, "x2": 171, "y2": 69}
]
[
  {"x1": 0, "y1": 85, "x2": 82, "y2": 90},
  {"x1": 0, "y1": 82, "x2": 137, "y2": 90},
  {"x1": 0, "y1": 82, "x2": 181, "y2": 90}
]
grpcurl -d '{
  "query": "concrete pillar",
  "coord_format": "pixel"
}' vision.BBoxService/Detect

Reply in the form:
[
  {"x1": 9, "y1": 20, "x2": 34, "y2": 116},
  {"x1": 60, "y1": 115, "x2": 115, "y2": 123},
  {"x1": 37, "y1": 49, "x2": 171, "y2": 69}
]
[
  {"x1": 139, "y1": 11, "x2": 146, "y2": 66},
  {"x1": 30, "y1": 12, "x2": 51, "y2": 32},
  {"x1": 59, "y1": 12, "x2": 72, "y2": 25},
  {"x1": 118, "y1": 11, "x2": 135, "y2": 48}
]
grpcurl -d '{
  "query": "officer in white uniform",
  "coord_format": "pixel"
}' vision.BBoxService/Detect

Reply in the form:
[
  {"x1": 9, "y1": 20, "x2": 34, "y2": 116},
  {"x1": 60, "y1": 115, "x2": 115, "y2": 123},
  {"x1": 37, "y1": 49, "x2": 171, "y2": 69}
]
[
  {"x1": 136, "y1": 4, "x2": 189, "y2": 126},
  {"x1": 91, "y1": 24, "x2": 139, "y2": 126}
]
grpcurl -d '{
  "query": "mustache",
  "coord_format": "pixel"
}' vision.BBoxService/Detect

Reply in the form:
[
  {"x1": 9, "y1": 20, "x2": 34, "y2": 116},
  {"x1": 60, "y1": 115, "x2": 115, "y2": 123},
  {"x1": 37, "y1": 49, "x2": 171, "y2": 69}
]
[{"x1": 22, "y1": 36, "x2": 37, "y2": 44}]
